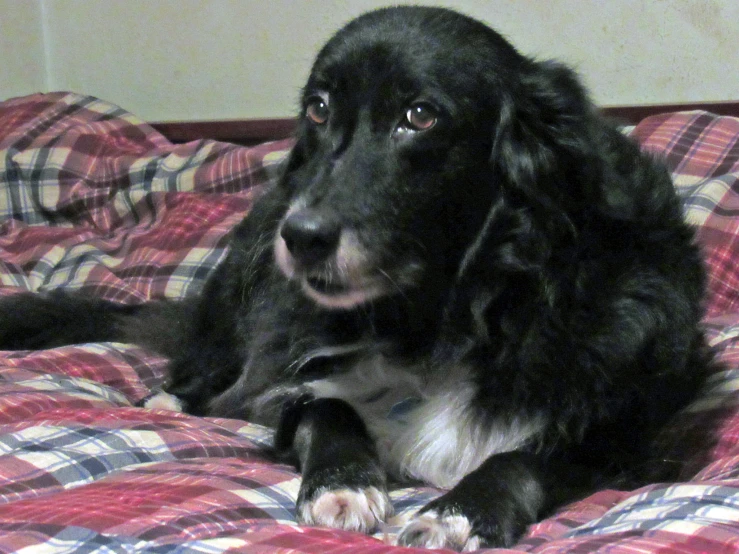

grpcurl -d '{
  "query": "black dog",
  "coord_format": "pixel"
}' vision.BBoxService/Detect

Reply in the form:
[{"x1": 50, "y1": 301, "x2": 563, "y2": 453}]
[{"x1": 0, "y1": 6, "x2": 712, "y2": 550}]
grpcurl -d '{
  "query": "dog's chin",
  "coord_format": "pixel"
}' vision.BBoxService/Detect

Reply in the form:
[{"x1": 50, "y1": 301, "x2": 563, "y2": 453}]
[{"x1": 300, "y1": 276, "x2": 388, "y2": 309}]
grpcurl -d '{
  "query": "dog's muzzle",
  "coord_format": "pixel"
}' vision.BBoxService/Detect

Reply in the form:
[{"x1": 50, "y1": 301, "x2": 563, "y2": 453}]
[
  {"x1": 280, "y1": 209, "x2": 341, "y2": 269},
  {"x1": 274, "y1": 208, "x2": 389, "y2": 309}
]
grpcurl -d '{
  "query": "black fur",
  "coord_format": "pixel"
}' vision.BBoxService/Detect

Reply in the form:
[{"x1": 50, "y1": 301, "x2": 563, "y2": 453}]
[{"x1": 0, "y1": 7, "x2": 712, "y2": 549}]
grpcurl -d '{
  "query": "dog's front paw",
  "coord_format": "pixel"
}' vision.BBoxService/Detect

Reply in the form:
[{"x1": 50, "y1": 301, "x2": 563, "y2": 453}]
[
  {"x1": 397, "y1": 509, "x2": 481, "y2": 552},
  {"x1": 298, "y1": 486, "x2": 391, "y2": 534}
]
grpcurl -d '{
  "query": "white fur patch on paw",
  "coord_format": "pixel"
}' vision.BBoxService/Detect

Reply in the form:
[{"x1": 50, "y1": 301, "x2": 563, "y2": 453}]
[
  {"x1": 397, "y1": 509, "x2": 481, "y2": 551},
  {"x1": 299, "y1": 486, "x2": 392, "y2": 534},
  {"x1": 143, "y1": 391, "x2": 184, "y2": 412}
]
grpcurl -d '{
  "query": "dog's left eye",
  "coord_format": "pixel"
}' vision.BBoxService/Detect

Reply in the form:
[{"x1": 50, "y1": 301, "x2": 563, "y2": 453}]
[
  {"x1": 305, "y1": 95, "x2": 330, "y2": 125},
  {"x1": 404, "y1": 104, "x2": 438, "y2": 131}
]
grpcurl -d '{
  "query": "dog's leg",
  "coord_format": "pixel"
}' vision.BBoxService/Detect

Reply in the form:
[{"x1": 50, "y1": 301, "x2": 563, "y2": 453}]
[
  {"x1": 274, "y1": 396, "x2": 392, "y2": 534},
  {"x1": 397, "y1": 451, "x2": 594, "y2": 550}
]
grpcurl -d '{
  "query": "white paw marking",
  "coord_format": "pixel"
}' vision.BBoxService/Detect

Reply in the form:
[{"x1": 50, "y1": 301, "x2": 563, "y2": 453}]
[
  {"x1": 143, "y1": 391, "x2": 184, "y2": 412},
  {"x1": 299, "y1": 486, "x2": 392, "y2": 534},
  {"x1": 397, "y1": 509, "x2": 482, "y2": 551}
]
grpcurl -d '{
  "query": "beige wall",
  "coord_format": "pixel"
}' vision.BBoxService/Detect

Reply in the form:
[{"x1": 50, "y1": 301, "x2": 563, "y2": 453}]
[
  {"x1": 0, "y1": 0, "x2": 46, "y2": 100},
  {"x1": 1, "y1": 0, "x2": 737, "y2": 121}
]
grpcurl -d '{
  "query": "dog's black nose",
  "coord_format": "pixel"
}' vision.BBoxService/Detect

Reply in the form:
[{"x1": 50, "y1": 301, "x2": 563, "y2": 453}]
[{"x1": 281, "y1": 209, "x2": 341, "y2": 266}]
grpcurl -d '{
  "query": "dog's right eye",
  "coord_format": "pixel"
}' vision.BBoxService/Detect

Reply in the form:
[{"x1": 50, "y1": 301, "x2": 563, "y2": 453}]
[
  {"x1": 404, "y1": 103, "x2": 438, "y2": 131},
  {"x1": 305, "y1": 96, "x2": 330, "y2": 125}
]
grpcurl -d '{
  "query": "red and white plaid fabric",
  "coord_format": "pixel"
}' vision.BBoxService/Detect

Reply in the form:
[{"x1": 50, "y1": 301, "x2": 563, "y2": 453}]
[{"x1": 0, "y1": 93, "x2": 737, "y2": 553}]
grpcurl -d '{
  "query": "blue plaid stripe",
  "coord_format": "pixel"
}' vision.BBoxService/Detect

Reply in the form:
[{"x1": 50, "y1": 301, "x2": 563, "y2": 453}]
[
  {"x1": 0, "y1": 425, "x2": 176, "y2": 498},
  {"x1": 565, "y1": 483, "x2": 739, "y2": 538}
]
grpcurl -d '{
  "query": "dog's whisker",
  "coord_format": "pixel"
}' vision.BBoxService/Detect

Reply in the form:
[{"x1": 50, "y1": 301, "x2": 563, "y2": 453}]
[
  {"x1": 239, "y1": 231, "x2": 274, "y2": 302},
  {"x1": 377, "y1": 268, "x2": 406, "y2": 299}
]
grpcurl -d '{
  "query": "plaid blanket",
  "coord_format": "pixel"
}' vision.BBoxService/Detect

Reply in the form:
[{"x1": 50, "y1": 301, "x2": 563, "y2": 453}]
[{"x1": 0, "y1": 92, "x2": 737, "y2": 553}]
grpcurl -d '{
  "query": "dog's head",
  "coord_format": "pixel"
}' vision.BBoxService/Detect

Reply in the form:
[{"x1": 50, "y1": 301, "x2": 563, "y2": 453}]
[{"x1": 274, "y1": 6, "x2": 602, "y2": 310}]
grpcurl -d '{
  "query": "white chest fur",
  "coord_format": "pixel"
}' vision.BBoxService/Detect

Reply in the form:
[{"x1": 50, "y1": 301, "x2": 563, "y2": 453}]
[{"x1": 306, "y1": 355, "x2": 544, "y2": 489}]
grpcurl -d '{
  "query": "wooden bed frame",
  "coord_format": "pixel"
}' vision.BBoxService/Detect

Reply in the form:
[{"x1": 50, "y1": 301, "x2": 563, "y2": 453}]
[{"x1": 151, "y1": 102, "x2": 739, "y2": 146}]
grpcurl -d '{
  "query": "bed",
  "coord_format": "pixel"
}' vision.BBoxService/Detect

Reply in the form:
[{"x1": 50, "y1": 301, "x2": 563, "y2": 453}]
[{"x1": 0, "y1": 92, "x2": 737, "y2": 553}]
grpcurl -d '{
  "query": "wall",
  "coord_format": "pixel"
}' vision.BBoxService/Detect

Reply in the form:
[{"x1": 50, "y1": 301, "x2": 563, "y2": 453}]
[
  {"x1": 1, "y1": 0, "x2": 737, "y2": 121},
  {"x1": 0, "y1": 0, "x2": 46, "y2": 101}
]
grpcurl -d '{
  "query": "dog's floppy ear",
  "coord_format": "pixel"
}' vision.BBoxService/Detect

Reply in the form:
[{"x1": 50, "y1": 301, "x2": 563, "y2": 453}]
[
  {"x1": 461, "y1": 60, "x2": 631, "y2": 278},
  {"x1": 492, "y1": 59, "x2": 652, "y2": 219},
  {"x1": 492, "y1": 60, "x2": 649, "y2": 221},
  {"x1": 493, "y1": 60, "x2": 597, "y2": 205}
]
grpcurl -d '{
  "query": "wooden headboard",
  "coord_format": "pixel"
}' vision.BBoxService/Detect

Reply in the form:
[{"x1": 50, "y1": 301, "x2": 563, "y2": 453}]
[{"x1": 151, "y1": 101, "x2": 739, "y2": 146}]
